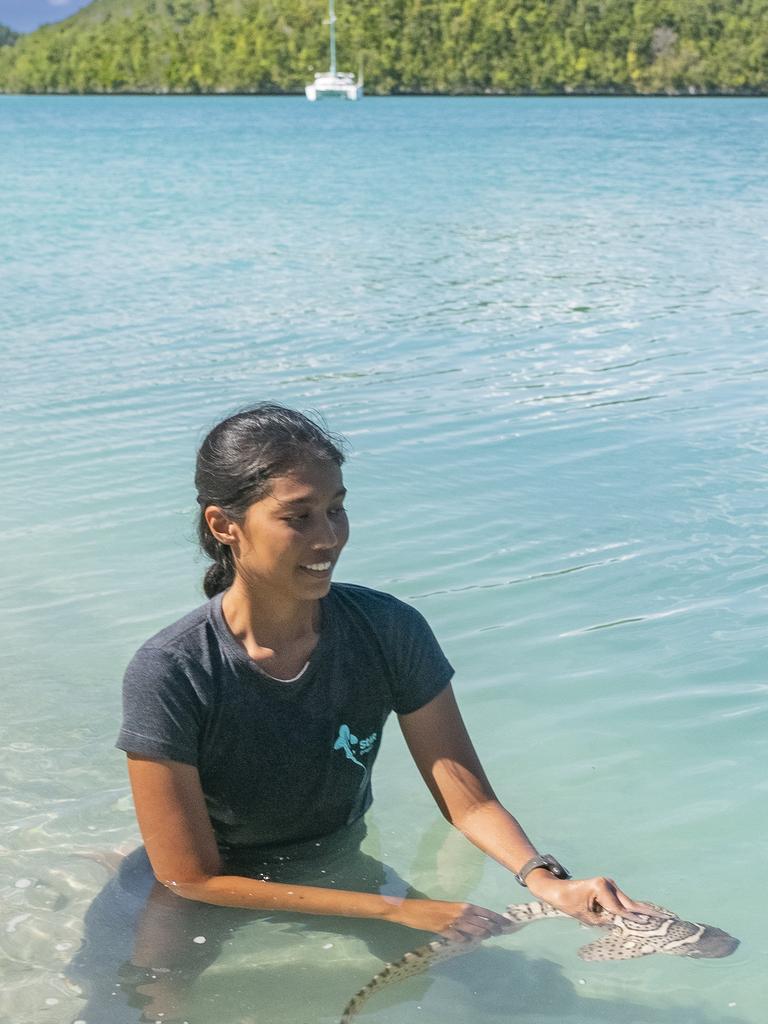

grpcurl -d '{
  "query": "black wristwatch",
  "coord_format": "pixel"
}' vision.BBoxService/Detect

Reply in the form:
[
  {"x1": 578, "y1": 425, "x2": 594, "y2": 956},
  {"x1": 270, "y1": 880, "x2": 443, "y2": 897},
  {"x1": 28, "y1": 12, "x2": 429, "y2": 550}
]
[{"x1": 514, "y1": 854, "x2": 571, "y2": 887}]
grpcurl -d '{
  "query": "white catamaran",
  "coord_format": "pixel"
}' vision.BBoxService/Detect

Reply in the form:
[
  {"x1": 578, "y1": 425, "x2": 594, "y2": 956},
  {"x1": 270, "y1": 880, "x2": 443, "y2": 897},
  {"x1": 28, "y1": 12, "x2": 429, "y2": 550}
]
[{"x1": 305, "y1": 0, "x2": 363, "y2": 101}]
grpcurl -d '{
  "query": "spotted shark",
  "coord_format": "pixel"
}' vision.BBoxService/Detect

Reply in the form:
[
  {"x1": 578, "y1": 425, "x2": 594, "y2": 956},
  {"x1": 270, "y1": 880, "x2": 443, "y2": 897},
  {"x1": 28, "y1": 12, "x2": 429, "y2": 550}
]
[{"x1": 339, "y1": 899, "x2": 739, "y2": 1022}]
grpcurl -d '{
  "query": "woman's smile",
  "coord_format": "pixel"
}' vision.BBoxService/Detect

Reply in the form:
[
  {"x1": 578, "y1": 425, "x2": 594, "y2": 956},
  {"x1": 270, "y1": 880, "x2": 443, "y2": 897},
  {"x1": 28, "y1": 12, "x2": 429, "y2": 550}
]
[{"x1": 299, "y1": 560, "x2": 334, "y2": 577}]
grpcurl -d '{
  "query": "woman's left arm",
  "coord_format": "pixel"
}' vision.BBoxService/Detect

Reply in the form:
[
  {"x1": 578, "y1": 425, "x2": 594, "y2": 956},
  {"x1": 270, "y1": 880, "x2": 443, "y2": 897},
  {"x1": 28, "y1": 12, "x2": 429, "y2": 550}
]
[{"x1": 398, "y1": 683, "x2": 653, "y2": 926}]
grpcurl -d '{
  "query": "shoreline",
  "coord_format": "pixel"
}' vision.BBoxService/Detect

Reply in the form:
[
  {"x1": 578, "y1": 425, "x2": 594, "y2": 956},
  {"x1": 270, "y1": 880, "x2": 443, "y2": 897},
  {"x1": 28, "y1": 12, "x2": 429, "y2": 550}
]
[{"x1": 2, "y1": 89, "x2": 768, "y2": 98}]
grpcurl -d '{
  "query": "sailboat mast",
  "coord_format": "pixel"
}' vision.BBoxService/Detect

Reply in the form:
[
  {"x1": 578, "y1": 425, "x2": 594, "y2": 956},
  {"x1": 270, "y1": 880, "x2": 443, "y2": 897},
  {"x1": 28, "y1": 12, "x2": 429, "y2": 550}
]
[{"x1": 328, "y1": 0, "x2": 337, "y2": 75}]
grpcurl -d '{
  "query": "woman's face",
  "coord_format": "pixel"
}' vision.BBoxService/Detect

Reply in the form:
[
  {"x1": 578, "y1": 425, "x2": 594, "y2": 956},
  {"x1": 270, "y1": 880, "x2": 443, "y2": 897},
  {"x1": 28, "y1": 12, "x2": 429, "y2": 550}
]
[{"x1": 210, "y1": 460, "x2": 349, "y2": 601}]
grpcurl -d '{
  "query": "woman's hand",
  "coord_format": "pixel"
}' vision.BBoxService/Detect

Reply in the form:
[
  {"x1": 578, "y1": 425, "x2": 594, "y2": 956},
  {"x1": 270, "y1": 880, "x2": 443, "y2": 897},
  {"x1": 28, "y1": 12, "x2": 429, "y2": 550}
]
[
  {"x1": 385, "y1": 898, "x2": 510, "y2": 940},
  {"x1": 524, "y1": 870, "x2": 658, "y2": 927}
]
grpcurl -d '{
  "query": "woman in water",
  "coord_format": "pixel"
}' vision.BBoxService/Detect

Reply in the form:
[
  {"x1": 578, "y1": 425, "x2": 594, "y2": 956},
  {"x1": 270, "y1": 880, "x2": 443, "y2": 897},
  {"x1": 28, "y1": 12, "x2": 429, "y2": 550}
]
[{"x1": 76, "y1": 402, "x2": 649, "y2": 1022}]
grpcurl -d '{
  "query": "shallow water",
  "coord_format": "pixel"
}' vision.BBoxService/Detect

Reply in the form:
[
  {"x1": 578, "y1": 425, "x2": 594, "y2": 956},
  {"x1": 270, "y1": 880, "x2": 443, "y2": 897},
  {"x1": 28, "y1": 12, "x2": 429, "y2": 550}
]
[{"x1": 1, "y1": 95, "x2": 766, "y2": 1024}]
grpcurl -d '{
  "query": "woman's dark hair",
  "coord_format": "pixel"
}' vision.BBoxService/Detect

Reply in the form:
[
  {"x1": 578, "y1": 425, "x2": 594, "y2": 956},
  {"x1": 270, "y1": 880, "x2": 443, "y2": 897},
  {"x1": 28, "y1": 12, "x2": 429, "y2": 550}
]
[{"x1": 195, "y1": 402, "x2": 348, "y2": 598}]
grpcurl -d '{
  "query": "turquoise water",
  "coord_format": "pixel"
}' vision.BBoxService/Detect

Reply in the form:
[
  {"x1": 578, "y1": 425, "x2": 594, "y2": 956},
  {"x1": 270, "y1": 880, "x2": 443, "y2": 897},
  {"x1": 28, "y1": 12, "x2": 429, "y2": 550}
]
[{"x1": 1, "y1": 95, "x2": 766, "y2": 1024}]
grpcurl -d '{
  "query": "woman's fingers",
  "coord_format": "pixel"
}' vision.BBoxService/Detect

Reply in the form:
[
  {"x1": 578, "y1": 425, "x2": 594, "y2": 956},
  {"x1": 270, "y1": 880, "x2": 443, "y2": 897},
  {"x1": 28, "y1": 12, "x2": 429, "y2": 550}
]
[
  {"x1": 591, "y1": 877, "x2": 626, "y2": 915},
  {"x1": 590, "y1": 877, "x2": 648, "y2": 919},
  {"x1": 445, "y1": 921, "x2": 491, "y2": 939},
  {"x1": 613, "y1": 887, "x2": 660, "y2": 915},
  {"x1": 479, "y1": 908, "x2": 510, "y2": 934},
  {"x1": 579, "y1": 899, "x2": 610, "y2": 926},
  {"x1": 441, "y1": 904, "x2": 508, "y2": 940},
  {"x1": 437, "y1": 881, "x2": 660, "y2": 943},
  {"x1": 396, "y1": 898, "x2": 509, "y2": 935},
  {"x1": 588, "y1": 879, "x2": 661, "y2": 921},
  {"x1": 465, "y1": 905, "x2": 509, "y2": 935}
]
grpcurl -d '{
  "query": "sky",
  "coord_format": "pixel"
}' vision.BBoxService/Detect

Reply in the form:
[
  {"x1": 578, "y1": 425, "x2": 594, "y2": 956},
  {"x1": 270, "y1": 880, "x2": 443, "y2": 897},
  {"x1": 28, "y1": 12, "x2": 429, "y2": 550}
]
[{"x1": 0, "y1": 0, "x2": 92, "y2": 32}]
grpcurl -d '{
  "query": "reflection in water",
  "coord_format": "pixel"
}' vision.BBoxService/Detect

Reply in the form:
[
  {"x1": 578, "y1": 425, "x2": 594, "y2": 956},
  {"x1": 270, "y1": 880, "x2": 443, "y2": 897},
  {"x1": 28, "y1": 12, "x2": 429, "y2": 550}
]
[
  {"x1": 2, "y1": 96, "x2": 763, "y2": 1024},
  {"x1": 65, "y1": 820, "x2": 431, "y2": 1024},
  {"x1": 64, "y1": 821, "x2": 745, "y2": 1024}
]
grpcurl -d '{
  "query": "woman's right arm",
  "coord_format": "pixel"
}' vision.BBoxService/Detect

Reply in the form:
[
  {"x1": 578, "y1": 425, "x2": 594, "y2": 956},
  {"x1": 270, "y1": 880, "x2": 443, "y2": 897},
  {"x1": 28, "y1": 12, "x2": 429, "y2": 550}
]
[{"x1": 126, "y1": 754, "x2": 507, "y2": 939}]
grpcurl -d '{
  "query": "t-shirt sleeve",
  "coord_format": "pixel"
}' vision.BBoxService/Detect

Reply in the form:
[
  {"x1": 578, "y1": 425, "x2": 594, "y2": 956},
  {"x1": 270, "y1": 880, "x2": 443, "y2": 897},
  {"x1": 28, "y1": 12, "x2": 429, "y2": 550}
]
[
  {"x1": 386, "y1": 599, "x2": 455, "y2": 715},
  {"x1": 115, "y1": 645, "x2": 202, "y2": 766}
]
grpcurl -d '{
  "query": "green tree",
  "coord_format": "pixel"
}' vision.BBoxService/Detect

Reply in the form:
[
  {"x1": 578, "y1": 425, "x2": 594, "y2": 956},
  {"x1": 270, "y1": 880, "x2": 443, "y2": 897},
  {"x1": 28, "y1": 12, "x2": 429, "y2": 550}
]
[{"x1": 2, "y1": 0, "x2": 768, "y2": 95}]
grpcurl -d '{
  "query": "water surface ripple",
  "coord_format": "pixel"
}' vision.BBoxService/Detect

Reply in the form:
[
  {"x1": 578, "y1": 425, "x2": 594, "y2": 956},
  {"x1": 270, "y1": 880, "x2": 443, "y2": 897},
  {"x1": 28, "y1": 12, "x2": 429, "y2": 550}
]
[{"x1": 1, "y1": 96, "x2": 766, "y2": 1024}]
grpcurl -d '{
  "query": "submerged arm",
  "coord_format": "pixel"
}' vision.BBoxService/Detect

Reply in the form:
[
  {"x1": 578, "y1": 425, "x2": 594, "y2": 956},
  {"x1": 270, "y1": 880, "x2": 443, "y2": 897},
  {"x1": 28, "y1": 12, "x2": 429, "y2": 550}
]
[
  {"x1": 125, "y1": 754, "x2": 508, "y2": 937},
  {"x1": 398, "y1": 684, "x2": 653, "y2": 925}
]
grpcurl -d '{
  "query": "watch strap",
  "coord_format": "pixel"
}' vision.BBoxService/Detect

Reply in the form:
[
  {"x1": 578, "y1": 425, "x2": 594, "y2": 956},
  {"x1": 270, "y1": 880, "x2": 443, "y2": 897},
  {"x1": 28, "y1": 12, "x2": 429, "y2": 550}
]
[{"x1": 514, "y1": 854, "x2": 571, "y2": 887}]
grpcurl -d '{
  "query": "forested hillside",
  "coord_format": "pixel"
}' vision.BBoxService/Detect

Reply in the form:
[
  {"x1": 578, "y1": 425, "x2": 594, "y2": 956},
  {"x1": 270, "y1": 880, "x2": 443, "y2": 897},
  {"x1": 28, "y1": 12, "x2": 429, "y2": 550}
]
[{"x1": 1, "y1": 0, "x2": 767, "y2": 94}]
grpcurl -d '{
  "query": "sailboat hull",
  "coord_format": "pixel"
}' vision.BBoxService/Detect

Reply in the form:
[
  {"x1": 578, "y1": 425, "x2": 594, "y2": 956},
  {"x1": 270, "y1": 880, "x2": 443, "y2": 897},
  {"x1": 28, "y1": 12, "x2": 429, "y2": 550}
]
[{"x1": 305, "y1": 75, "x2": 363, "y2": 101}]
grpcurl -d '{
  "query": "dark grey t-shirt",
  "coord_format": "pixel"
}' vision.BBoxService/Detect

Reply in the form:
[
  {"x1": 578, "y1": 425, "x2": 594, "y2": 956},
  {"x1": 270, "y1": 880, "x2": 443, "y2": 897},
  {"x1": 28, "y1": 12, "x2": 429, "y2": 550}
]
[{"x1": 116, "y1": 582, "x2": 454, "y2": 853}]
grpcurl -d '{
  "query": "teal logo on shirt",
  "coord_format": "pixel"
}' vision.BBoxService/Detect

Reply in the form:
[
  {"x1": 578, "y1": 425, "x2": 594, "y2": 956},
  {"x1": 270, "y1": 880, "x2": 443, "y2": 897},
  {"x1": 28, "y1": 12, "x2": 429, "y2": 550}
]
[{"x1": 333, "y1": 724, "x2": 378, "y2": 771}]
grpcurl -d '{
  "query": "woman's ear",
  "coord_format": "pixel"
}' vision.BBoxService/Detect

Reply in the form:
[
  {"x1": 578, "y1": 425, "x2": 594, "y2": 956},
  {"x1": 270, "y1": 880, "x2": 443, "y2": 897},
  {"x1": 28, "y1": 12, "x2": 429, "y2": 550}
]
[{"x1": 204, "y1": 506, "x2": 237, "y2": 548}]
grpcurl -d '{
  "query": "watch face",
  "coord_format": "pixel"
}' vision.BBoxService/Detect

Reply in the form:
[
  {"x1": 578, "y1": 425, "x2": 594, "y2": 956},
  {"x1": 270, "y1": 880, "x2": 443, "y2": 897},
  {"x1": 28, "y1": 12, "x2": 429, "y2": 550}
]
[{"x1": 544, "y1": 856, "x2": 570, "y2": 879}]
